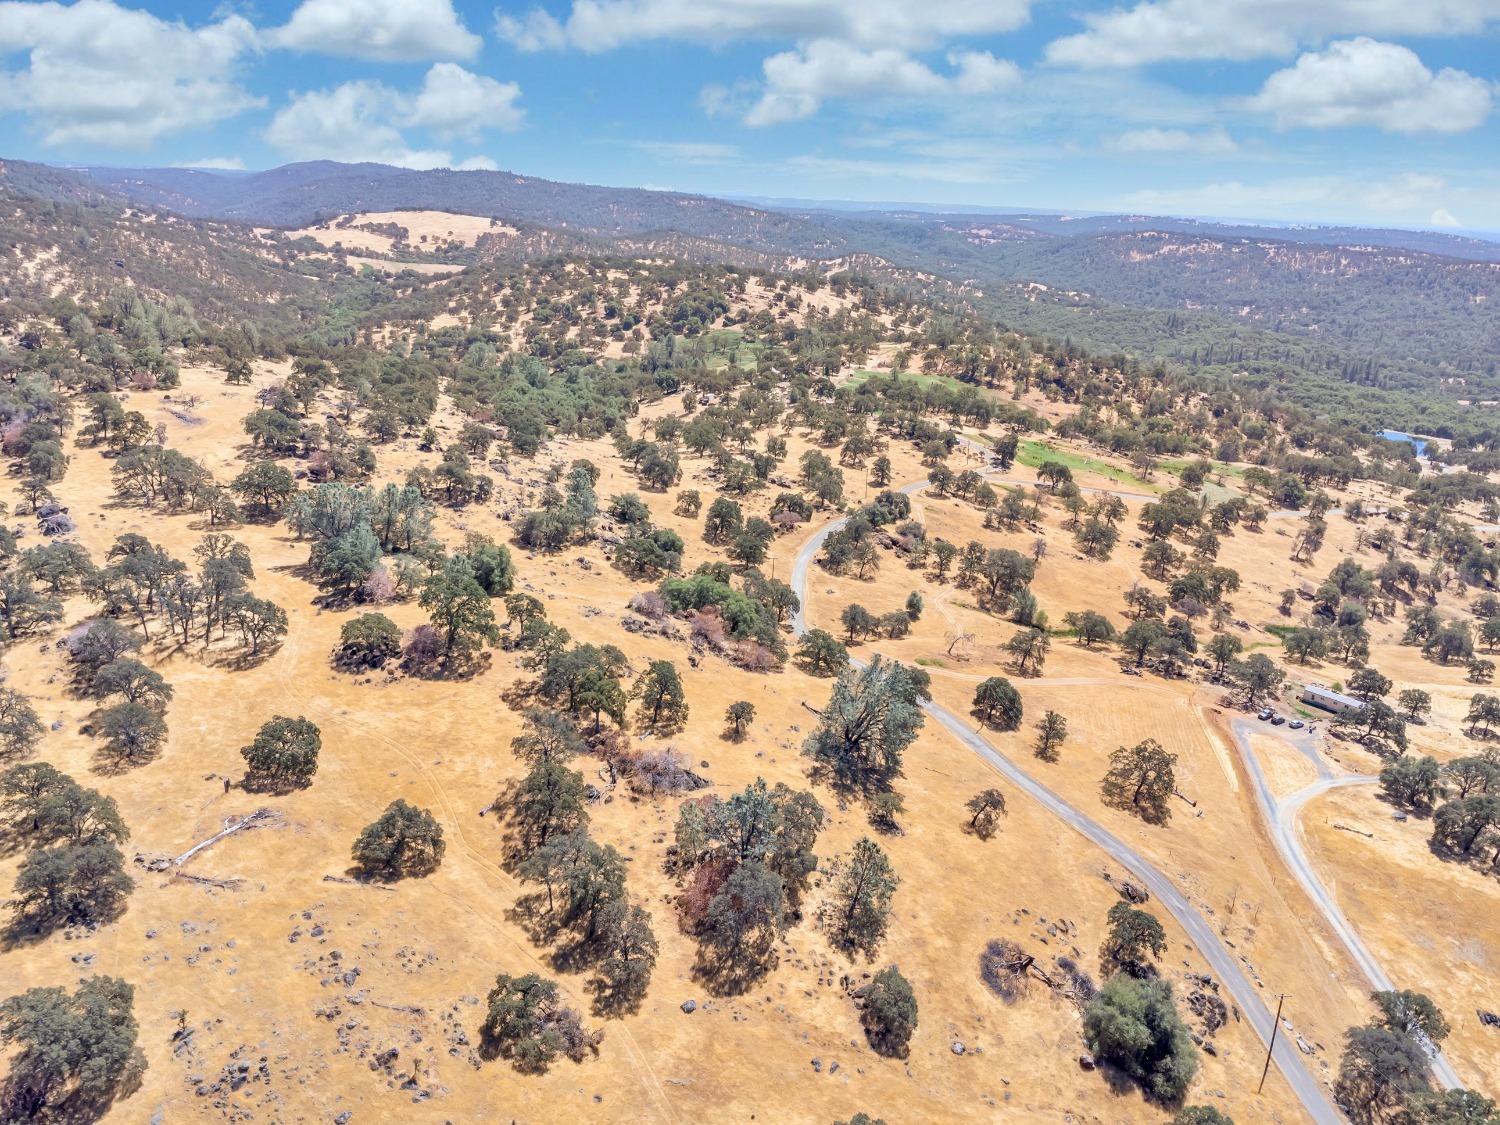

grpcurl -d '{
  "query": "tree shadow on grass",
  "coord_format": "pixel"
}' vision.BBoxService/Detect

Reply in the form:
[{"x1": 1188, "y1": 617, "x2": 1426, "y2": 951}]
[
  {"x1": 89, "y1": 745, "x2": 163, "y2": 778},
  {"x1": 499, "y1": 678, "x2": 539, "y2": 711},
  {"x1": 505, "y1": 890, "x2": 571, "y2": 948},
  {"x1": 589, "y1": 977, "x2": 648, "y2": 1019},
  {"x1": 0, "y1": 1057, "x2": 144, "y2": 1124},
  {"x1": 690, "y1": 939, "x2": 778, "y2": 997},
  {"x1": 402, "y1": 650, "x2": 492, "y2": 682},
  {"x1": 207, "y1": 644, "x2": 280, "y2": 672},
  {"x1": 3, "y1": 895, "x2": 130, "y2": 952},
  {"x1": 1090, "y1": 1059, "x2": 1145, "y2": 1099},
  {"x1": 238, "y1": 772, "x2": 312, "y2": 797}
]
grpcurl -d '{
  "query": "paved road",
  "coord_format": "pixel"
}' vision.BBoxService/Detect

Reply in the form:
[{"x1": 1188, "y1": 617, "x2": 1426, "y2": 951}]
[
  {"x1": 1228, "y1": 719, "x2": 1464, "y2": 1090},
  {"x1": 790, "y1": 486, "x2": 1345, "y2": 1125}
]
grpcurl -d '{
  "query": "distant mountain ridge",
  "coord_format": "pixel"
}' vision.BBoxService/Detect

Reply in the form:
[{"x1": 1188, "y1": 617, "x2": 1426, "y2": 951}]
[
  {"x1": 79, "y1": 160, "x2": 847, "y2": 255},
  {"x1": 7, "y1": 156, "x2": 1499, "y2": 402},
  {"x1": 65, "y1": 159, "x2": 1500, "y2": 264}
]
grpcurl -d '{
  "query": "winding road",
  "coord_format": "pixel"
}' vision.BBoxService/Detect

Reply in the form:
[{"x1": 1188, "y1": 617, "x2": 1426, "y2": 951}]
[
  {"x1": 1226, "y1": 719, "x2": 1463, "y2": 1091},
  {"x1": 789, "y1": 484, "x2": 1346, "y2": 1125}
]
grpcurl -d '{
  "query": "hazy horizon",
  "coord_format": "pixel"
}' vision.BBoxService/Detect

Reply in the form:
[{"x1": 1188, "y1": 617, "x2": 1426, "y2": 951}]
[
  {"x1": 1, "y1": 1, "x2": 1497, "y2": 231},
  {"x1": 21, "y1": 154, "x2": 1500, "y2": 240}
]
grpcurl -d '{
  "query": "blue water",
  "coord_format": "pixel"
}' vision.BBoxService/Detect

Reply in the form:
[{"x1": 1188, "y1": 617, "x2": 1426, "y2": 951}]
[{"x1": 1378, "y1": 430, "x2": 1428, "y2": 457}]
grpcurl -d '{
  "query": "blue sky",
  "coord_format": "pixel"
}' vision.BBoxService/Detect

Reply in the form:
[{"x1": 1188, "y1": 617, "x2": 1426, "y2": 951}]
[{"x1": 2, "y1": 0, "x2": 1499, "y2": 229}]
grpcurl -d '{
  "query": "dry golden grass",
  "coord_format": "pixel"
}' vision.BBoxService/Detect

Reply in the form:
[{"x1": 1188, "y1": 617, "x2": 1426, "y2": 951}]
[
  {"x1": 1301, "y1": 785, "x2": 1500, "y2": 1085},
  {"x1": 275, "y1": 211, "x2": 518, "y2": 256},
  {"x1": 3, "y1": 361, "x2": 1492, "y2": 1123}
]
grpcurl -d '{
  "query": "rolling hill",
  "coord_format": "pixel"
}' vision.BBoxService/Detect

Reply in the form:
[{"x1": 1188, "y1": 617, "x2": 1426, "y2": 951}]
[{"x1": 11, "y1": 156, "x2": 1500, "y2": 405}]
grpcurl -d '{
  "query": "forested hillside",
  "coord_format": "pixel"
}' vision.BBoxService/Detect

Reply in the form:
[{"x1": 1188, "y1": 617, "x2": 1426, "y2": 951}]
[
  {"x1": 950, "y1": 229, "x2": 1500, "y2": 372},
  {"x1": 81, "y1": 161, "x2": 846, "y2": 254},
  {"x1": 11, "y1": 156, "x2": 1500, "y2": 436}
]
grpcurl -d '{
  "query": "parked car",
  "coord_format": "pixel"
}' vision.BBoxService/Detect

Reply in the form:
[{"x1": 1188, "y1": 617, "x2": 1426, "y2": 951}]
[
  {"x1": 1271, "y1": 715, "x2": 1287, "y2": 725},
  {"x1": 1257, "y1": 708, "x2": 1274, "y2": 720},
  {"x1": 1288, "y1": 719, "x2": 1305, "y2": 730}
]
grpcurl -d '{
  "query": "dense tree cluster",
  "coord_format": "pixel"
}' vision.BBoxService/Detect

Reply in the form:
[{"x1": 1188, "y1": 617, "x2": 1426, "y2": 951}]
[
  {"x1": 672, "y1": 778, "x2": 824, "y2": 986},
  {"x1": 1, "y1": 762, "x2": 132, "y2": 938}
]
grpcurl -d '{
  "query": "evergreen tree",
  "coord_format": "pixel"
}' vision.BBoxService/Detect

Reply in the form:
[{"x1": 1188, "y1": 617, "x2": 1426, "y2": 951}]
[
  {"x1": 419, "y1": 557, "x2": 498, "y2": 660},
  {"x1": 862, "y1": 966, "x2": 918, "y2": 1057},
  {"x1": 805, "y1": 657, "x2": 925, "y2": 791},
  {"x1": 965, "y1": 789, "x2": 1007, "y2": 838},
  {"x1": 832, "y1": 838, "x2": 898, "y2": 957},
  {"x1": 479, "y1": 972, "x2": 595, "y2": 1072},
  {"x1": 94, "y1": 702, "x2": 167, "y2": 765},
  {"x1": 511, "y1": 762, "x2": 588, "y2": 852},
  {"x1": 12, "y1": 842, "x2": 133, "y2": 932},
  {"x1": 336, "y1": 613, "x2": 401, "y2": 669},
  {"x1": 972, "y1": 677, "x2": 1023, "y2": 730},
  {"x1": 1084, "y1": 975, "x2": 1198, "y2": 1103},
  {"x1": 0, "y1": 687, "x2": 44, "y2": 761},
  {"x1": 633, "y1": 660, "x2": 688, "y2": 732},
  {"x1": 352, "y1": 800, "x2": 445, "y2": 879},
  {"x1": 1103, "y1": 902, "x2": 1167, "y2": 974},
  {"x1": 796, "y1": 629, "x2": 848, "y2": 676},
  {"x1": 1034, "y1": 710, "x2": 1068, "y2": 761},
  {"x1": 1101, "y1": 739, "x2": 1178, "y2": 824},
  {"x1": 240, "y1": 716, "x2": 321, "y2": 792},
  {"x1": 0, "y1": 976, "x2": 146, "y2": 1121},
  {"x1": 593, "y1": 900, "x2": 658, "y2": 1011},
  {"x1": 725, "y1": 700, "x2": 755, "y2": 740}
]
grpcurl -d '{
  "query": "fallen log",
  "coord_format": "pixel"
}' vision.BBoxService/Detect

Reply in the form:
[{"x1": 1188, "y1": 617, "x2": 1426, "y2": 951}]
[
  {"x1": 322, "y1": 874, "x2": 395, "y2": 892},
  {"x1": 173, "y1": 871, "x2": 244, "y2": 890},
  {"x1": 370, "y1": 1000, "x2": 425, "y2": 1015},
  {"x1": 174, "y1": 808, "x2": 282, "y2": 867}
]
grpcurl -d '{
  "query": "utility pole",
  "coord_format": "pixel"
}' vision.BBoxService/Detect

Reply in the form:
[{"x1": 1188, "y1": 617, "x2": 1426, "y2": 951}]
[{"x1": 1258, "y1": 993, "x2": 1286, "y2": 1094}]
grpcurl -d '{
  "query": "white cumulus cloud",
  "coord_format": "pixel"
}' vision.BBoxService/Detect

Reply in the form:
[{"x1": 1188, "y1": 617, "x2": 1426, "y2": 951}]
[
  {"x1": 948, "y1": 50, "x2": 1023, "y2": 95},
  {"x1": 273, "y1": 0, "x2": 480, "y2": 61},
  {"x1": 265, "y1": 81, "x2": 451, "y2": 168},
  {"x1": 743, "y1": 40, "x2": 1020, "y2": 126},
  {"x1": 408, "y1": 62, "x2": 524, "y2": 139},
  {"x1": 498, "y1": 0, "x2": 1033, "y2": 52},
  {"x1": 265, "y1": 65, "x2": 522, "y2": 169},
  {"x1": 0, "y1": 0, "x2": 261, "y2": 148},
  {"x1": 1249, "y1": 38, "x2": 1493, "y2": 134},
  {"x1": 1046, "y1": 0, "x2": 1500, "y2": 68}
]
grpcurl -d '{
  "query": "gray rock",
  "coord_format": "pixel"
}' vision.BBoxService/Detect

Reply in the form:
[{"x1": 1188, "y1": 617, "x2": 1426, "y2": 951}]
[
  {"x1": 951, "y1": 1042, "x2": 966, "y2": 1056},
  {"x1": 680, "y1": 1000, "x2": 696, "y2": 1014}
]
